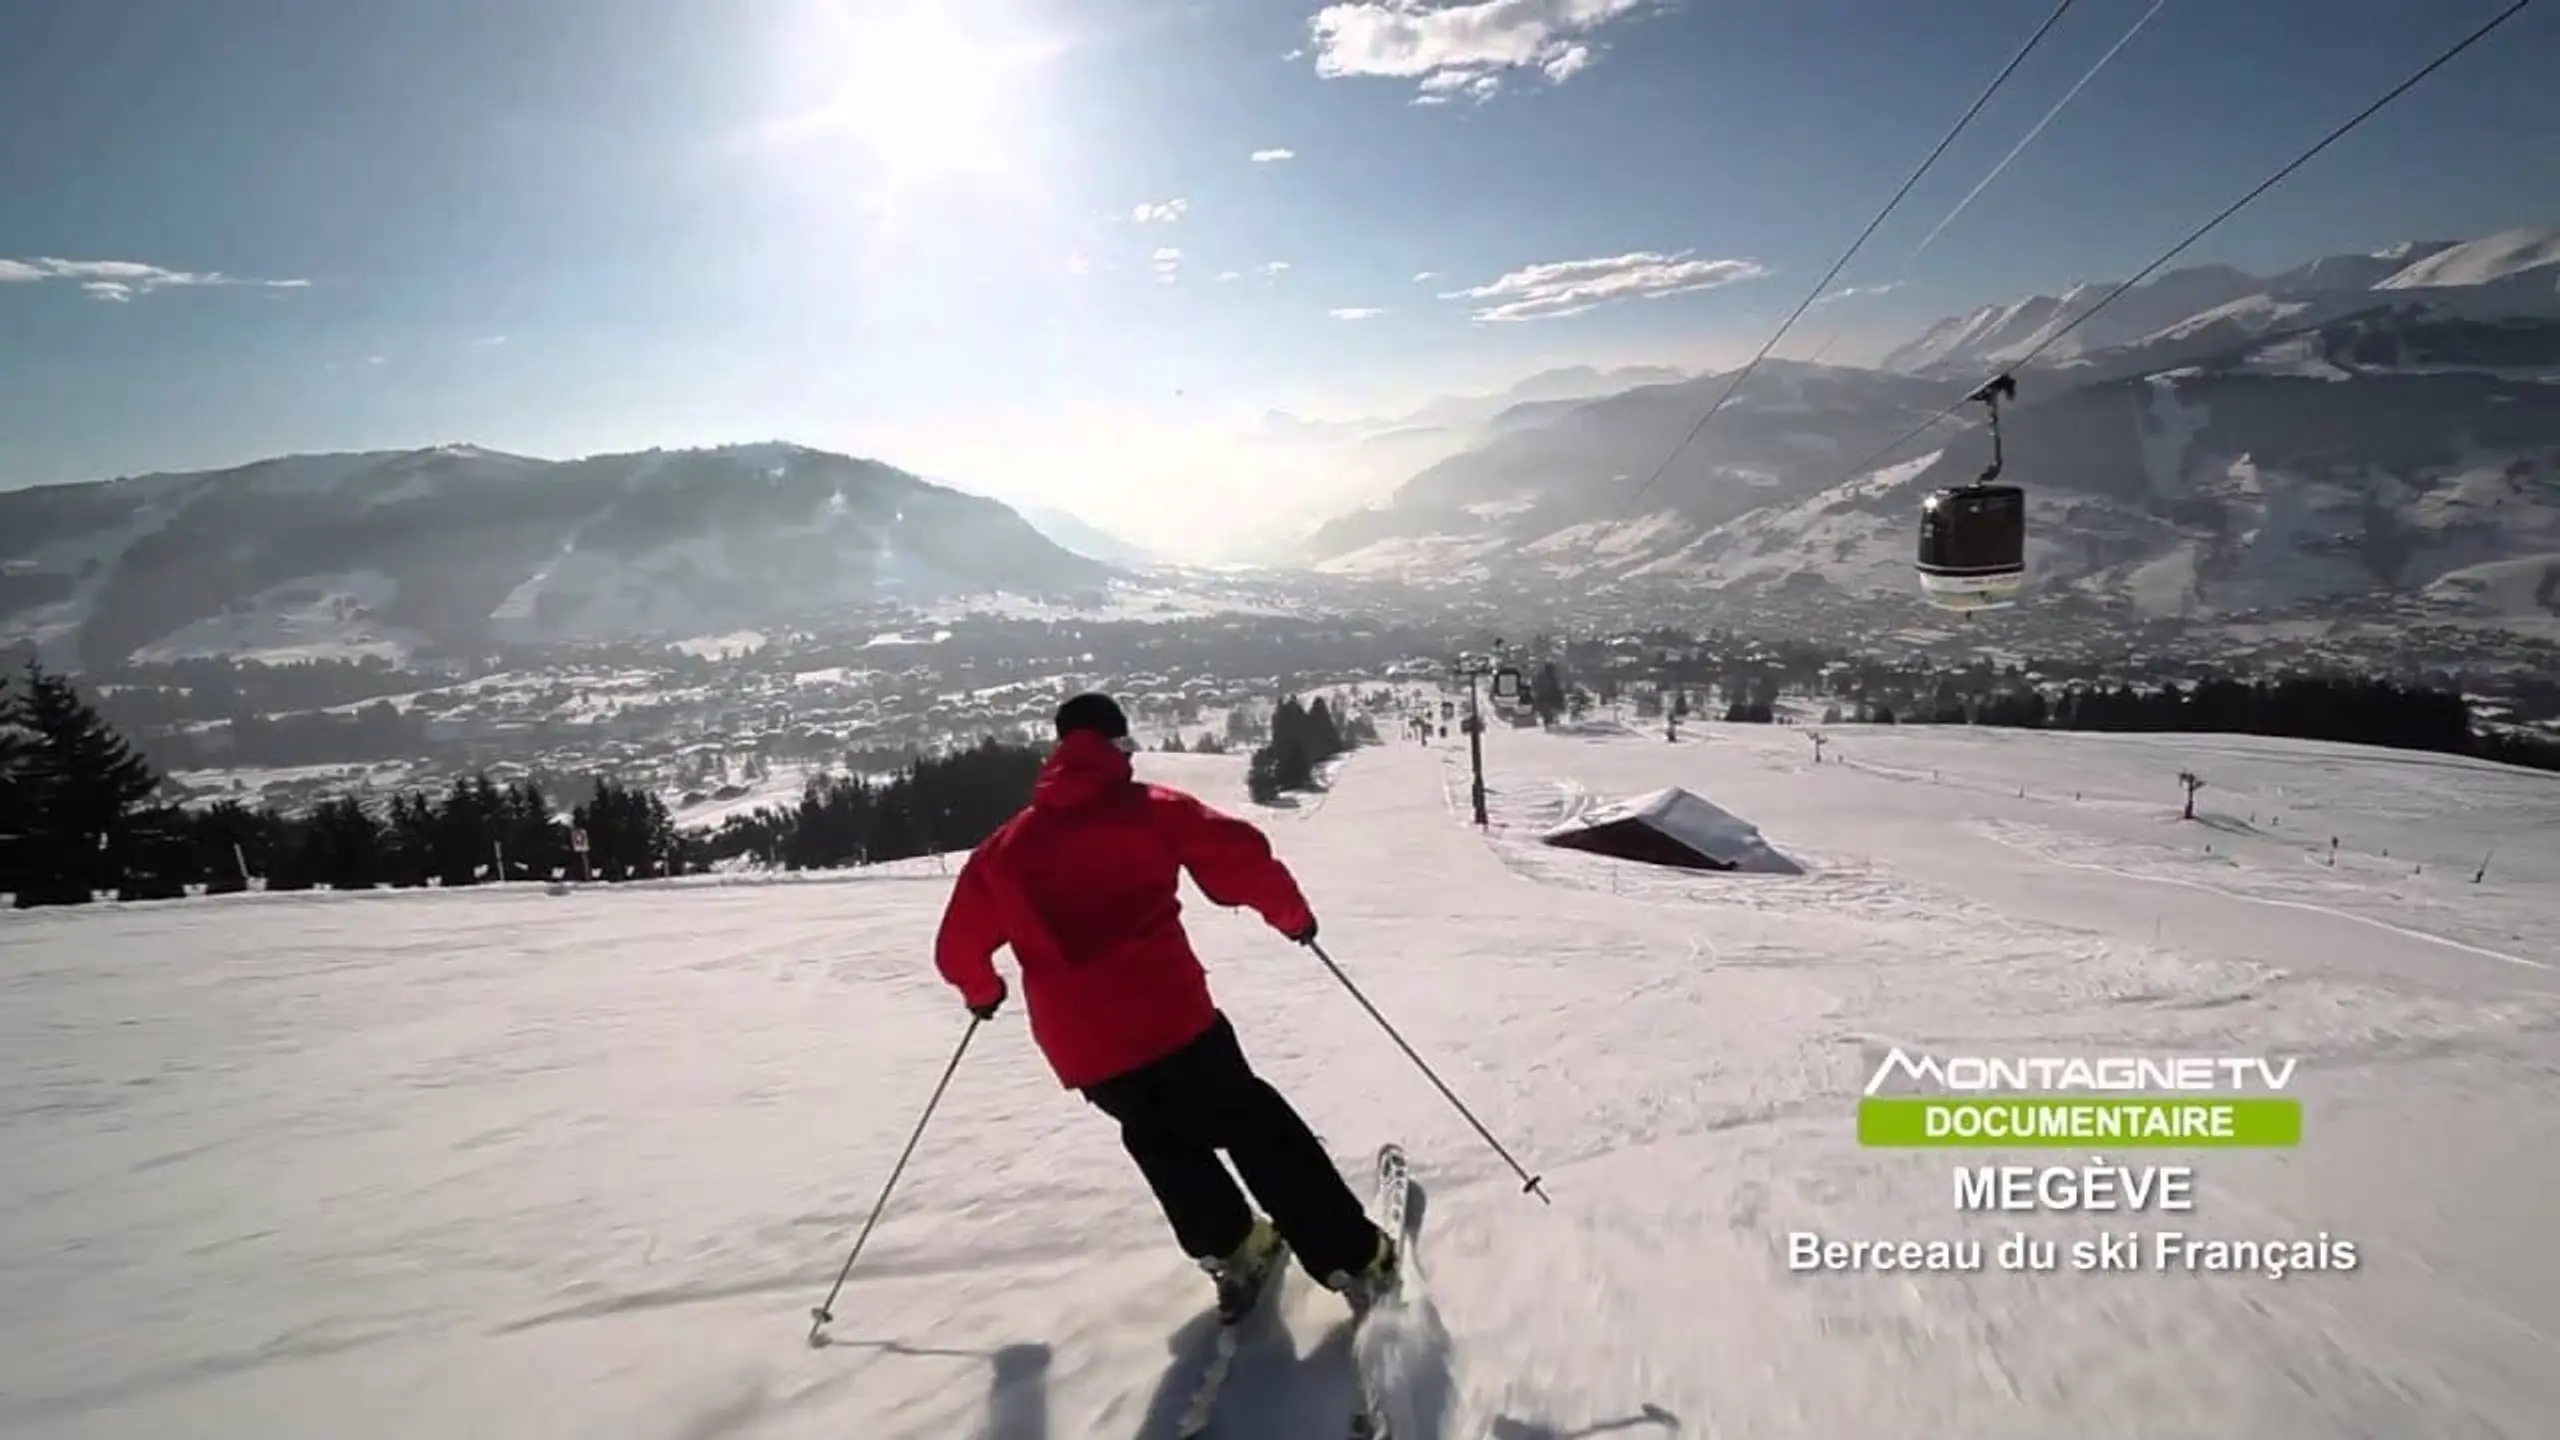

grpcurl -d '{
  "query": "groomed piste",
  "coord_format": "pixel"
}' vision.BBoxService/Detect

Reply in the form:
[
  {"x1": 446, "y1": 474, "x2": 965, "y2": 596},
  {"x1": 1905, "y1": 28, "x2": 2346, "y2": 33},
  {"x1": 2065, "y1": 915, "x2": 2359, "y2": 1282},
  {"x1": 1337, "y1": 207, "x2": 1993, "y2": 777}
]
[{"x1": 4, "y1": 719, "x2": 2557, "y2": 1438}]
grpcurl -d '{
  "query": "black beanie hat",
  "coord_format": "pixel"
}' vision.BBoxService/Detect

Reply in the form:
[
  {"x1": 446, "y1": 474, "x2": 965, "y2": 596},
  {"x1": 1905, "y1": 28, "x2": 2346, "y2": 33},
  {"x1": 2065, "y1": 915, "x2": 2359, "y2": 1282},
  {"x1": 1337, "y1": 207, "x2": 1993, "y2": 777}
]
[{"x1": 1055, "y1": 692, "x2": 1130, "y2": 741}]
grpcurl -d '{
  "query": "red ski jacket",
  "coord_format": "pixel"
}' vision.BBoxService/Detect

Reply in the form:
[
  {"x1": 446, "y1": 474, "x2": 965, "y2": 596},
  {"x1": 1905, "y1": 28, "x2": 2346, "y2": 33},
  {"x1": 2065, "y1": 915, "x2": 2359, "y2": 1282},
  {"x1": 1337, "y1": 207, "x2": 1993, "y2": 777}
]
[{"x1": 933, "y1": 729, "x2": 1316, "y2": 1089}]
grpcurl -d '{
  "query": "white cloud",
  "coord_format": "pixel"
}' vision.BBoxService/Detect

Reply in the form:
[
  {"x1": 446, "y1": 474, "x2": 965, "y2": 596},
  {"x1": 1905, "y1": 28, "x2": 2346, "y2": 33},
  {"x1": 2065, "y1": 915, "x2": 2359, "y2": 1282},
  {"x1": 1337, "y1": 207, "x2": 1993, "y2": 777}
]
[
  {"x1": 1250, "y1": 147, "x2": 1297, "y2": 162},
  {"x1": 1217, "y1": 270, "x2": 1243, "y2": 283},
  {"x1": 1412, "y1": 270, "x2": 1437, "y2": 282},
  {"x1": 0, "y1": 256, "x2": 311, "y2": 301},
  {"x1": 1133, "y1": 198, "x2": 1189, "y2": 224},
  {"x1": 471, "y1": 334, "x2": 509, "y2": 347},
  {"x1": 1309, "y1": 0, "x2": 1653, "y2": 102},
  {"x1": 1257, "y1": 260, "x2": 1291, "y2": 281},
  {"x1": 1329, "y1": 306, "x2": 1386, "y2": 320},
  {"x1": 1152, "y1": 246, "x2": 1184, "y2": 283},
  {"x1": 1813, "y1": 281, "x2": 1905, "y2": 304},
  {"x1": 1441, "y1": 249, "x2": 1771, "y2": 322}
]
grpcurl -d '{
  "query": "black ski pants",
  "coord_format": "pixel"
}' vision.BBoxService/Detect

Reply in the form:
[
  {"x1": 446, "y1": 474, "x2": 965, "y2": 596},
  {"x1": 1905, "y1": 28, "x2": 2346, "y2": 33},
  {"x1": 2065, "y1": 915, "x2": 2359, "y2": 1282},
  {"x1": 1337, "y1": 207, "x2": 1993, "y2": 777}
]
[{"x1": 1081, "y1": 1013, "x2": 1380, "y2": 1282}]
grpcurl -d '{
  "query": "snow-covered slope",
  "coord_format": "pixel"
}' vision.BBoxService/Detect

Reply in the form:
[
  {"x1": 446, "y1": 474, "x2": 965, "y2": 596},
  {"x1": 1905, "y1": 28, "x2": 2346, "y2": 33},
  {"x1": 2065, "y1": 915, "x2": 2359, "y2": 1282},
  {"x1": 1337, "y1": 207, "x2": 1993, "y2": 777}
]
[
  {"x1": 1302, "y1": 361, "x2": 1950, "y2": 581},
  {"x1": 0, "y1": 443, "x2": 1112, "y2": 667},
  {"x1": 1878, "y1": 263, "x2": 2282, "y2": 376},
  {"x1": 1018, "y1": 506, "x2": 1156, "y2": 567},
  {"x1": 1230, "y1": 366, "x2": 1699, "y2": 566},
  {"x1": 2375, "y1": 225, "x2": 2560, "y2": 291},
  {"x1": 1650, "y1": 350, "x2": 2560, "y2": 620},
  {"x1": 6, "y1": 724, "x2": 2556, "y2": 1436},
  {"x1": 1293, "y1": 226, "x2": 2560, "y2": 628},
  {"x1": 1881, "y1": 226, "x2": 2558, "y2": 378}
]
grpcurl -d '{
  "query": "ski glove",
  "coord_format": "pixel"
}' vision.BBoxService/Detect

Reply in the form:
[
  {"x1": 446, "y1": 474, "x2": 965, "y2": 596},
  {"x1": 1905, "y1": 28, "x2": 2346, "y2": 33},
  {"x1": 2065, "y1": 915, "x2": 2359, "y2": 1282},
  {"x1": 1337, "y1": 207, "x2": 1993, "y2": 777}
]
[
  {"x1": 968, "y1": 979, "x2": 1007, "y2": 1023},
  {"x1": 1286, "y1": 918, "x2": 1319, "y2": 946}
]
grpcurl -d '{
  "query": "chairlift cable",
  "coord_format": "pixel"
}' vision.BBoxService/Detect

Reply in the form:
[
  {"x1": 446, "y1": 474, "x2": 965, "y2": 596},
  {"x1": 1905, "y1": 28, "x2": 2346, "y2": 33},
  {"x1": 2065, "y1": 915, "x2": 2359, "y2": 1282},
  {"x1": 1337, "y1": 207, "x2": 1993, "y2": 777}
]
[
  {"x1": 1564, "y1": 0, "x2": 2083, "y2": 577},
  {"x1": 1831, "y1": 0, "x2": 2538, "y2": 489}
]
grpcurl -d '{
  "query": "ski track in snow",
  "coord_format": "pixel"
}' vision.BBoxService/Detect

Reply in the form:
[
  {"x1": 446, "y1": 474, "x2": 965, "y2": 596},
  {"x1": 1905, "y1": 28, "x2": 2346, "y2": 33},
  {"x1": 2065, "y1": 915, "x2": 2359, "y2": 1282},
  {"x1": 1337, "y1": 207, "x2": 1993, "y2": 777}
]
[{"x1": 5, "y1": 725, "x2": 2560, "y2": 1437}]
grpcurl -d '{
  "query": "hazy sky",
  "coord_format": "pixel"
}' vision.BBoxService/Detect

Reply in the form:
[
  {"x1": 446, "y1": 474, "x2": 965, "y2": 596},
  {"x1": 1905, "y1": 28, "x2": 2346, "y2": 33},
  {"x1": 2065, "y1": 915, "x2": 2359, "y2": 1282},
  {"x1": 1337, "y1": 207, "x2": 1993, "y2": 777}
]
[{"x1": 2, "y1": 0, "x2": 2551, "y2": 551}]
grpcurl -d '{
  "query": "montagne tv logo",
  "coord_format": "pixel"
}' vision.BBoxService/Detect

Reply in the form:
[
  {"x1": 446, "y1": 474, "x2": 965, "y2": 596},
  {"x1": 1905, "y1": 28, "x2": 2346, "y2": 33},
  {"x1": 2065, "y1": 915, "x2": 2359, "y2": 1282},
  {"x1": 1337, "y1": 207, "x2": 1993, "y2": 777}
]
[
  {"x1": 1859, "y1": 1045, "x2": 2300, "y2": 1097},
  {"x1": 1853, "y1": 1045, "x2": 2306, "y2": 1148}
]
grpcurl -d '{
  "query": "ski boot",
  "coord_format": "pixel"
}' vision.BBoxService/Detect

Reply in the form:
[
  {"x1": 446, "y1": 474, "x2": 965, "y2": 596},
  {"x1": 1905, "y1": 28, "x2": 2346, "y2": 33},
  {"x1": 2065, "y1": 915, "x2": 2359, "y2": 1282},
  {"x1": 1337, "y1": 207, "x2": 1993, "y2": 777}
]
[
  {"x1": 1324, "y1": 1231, "x2": 1400, "y2": 1317},
  {"x1": 1202, "y1": 1216, "x2": 1287, "y2": 1324}
]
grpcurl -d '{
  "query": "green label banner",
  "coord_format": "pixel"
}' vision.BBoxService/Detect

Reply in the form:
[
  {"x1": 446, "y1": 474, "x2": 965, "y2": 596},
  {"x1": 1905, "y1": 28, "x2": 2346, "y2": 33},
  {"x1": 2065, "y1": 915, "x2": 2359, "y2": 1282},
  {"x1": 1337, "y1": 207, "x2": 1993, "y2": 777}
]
[{"x1": 1859, "y1": 1097, "x2": 2302, "y2": 1147}]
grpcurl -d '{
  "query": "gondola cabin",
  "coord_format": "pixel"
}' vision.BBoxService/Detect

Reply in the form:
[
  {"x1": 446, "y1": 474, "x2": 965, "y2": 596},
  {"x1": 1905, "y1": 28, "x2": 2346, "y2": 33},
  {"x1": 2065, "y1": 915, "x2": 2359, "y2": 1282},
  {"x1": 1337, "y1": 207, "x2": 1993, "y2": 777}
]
[
  {"x1": 1912, "y1": 371, "x2": 2026, "y2": 613},
  {"x1": 1916, "y1": 483, "x2": 2025, "y2": 612}
]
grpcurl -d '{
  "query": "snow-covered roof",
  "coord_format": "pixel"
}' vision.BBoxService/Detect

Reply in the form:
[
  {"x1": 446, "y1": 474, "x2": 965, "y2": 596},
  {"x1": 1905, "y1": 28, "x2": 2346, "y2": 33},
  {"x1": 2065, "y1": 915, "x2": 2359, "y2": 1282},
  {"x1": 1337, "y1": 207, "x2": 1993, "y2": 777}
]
[{"x1": 1543, "y1": 785, "x2": 1801, "y2": 874}]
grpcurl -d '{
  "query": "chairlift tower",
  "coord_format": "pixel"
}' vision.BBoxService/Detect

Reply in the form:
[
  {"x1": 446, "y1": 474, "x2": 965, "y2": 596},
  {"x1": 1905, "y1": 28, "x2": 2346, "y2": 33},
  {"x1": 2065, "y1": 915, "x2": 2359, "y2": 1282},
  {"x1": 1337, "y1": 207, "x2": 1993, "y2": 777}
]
[
  {"x1": 1451, "y1": 640, "x2": 1529, "y2": 828},
  {"x1": 1453, "y1": 654, "x2": 1492, "y2": 827},
  {"x1": 1454, "y1": 654, "x2": 1491, "y2": 827}
]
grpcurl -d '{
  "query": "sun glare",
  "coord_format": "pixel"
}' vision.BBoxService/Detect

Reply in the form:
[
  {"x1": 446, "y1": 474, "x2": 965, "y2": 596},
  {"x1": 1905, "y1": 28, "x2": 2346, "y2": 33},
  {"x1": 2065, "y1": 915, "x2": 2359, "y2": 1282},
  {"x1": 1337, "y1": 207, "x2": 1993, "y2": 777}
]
[{"x1": 791, "y1": 3, "x2": 1030, "y2": 189}]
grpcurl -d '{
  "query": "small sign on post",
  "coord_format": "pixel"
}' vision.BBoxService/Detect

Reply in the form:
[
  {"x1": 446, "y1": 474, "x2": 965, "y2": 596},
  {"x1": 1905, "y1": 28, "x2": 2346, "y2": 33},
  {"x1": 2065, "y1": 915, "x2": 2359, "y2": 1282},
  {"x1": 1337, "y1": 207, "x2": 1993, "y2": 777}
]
[{"x1": 571, "y1": 826, "x2": 592, "y2": 883}]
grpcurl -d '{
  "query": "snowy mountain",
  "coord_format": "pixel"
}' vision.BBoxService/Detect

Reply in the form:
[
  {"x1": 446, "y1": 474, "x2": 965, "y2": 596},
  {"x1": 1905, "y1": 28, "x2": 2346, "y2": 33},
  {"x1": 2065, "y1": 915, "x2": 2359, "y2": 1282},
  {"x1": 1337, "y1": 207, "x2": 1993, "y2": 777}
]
[
  {"x1": 1228, "y1": 365, "x2": 1697, "y2": 563},
  {"x1": 1298, "y1": 224, "x2": 2560, "y2": 631},
  {"x1": 0, "y1": 443, "x2": 1113, "y2": 667},
  {"x1": 7, "y1": 723, "x2": 2556, "y2": 1436},
  {"x1": 1661, "y1": 330, "x2": 2560, "y2": 621},
  {"x1": 1259, "y1": 364, "x2": 1692, "y2": 448},
  {"x1": 1301, "y1": 361, "x2": 1951, "y2": 580},
  {"x1": 1879, "y1": 225, "x2": 2560, "y2": 377},
  {"x1": 1018, "y1": 505, "x2": 1156, "y2": 567},
  {"x1": 1877, "y1": 262, "x2": 2284, "y2": 376}
]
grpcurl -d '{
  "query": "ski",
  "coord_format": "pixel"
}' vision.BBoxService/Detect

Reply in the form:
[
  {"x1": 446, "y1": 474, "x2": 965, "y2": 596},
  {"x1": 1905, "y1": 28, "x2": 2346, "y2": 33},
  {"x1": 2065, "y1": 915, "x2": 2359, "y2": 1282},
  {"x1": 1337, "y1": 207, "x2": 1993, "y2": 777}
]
[
  {"x1": 1170, "y1": 1242, "x2": 1292, "y2": 1438},
  {"x1": 1346, "y1": 1142, "x2": 1422, "y2": 1440}
]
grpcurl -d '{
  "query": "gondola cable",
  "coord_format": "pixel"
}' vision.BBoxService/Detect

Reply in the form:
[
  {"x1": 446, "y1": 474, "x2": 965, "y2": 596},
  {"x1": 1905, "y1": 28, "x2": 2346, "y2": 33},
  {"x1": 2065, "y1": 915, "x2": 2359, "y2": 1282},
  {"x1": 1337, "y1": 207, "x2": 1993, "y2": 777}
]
[
  {"x1": 1555, "y1": 0, "x2": 2085, "y2": 585},
  {"x1": 1796, "y1": 0, "x2": 2173, "y2": 370},
  {"x1": 1839, "y1": 0, "x2": 2539, "y2": 594}
]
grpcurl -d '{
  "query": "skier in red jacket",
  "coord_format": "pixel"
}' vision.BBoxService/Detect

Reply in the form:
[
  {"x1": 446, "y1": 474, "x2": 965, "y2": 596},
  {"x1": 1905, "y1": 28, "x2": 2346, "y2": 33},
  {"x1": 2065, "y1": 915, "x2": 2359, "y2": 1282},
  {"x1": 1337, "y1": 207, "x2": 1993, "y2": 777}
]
[{"x1": 934, "y1": 692, "x2": 1396, "y2": 1320}]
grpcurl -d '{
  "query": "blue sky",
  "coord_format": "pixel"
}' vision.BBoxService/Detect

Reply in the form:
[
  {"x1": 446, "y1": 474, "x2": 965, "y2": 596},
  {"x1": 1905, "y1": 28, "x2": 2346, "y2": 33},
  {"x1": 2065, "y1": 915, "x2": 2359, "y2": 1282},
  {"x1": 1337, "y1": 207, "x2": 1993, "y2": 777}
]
[{"x1": 2, "y1": 0, "x2": 2551, "y2": 550}]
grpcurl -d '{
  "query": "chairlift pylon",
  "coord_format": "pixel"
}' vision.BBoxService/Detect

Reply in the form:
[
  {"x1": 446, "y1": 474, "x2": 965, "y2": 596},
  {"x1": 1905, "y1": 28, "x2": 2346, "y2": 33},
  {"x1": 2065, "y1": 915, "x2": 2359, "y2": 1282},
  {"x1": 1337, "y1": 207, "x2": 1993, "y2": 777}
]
[{"x1": 1915, "y1": 372, "x2": 2026, "y2": 613}]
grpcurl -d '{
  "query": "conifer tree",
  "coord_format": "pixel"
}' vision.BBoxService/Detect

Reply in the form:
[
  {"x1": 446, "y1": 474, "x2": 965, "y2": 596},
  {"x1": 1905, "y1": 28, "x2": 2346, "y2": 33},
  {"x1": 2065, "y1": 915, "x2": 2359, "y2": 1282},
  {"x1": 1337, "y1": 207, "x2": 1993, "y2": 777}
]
[
  {"x1": 500, "y1": 780, "x2": 564, "y2": 880},
  {"x1": 191, "y1": 798, "x2": 264, "y2": 894},
  {"x1": 1306, "y1": 697, "x2": 1344, "y2": 759},
  {"x1": 7, "y1": 662, "x2": 165, "y2": 906},
  {"x1": 0, "y1": 672, "x2": 30, "y2": 901},
  {"x1": 310, "y1": 795, "x2": 386, "y2": 890},
  {"x1": 1268, "y1": 696, "x2": 1314, "y2": 790},
  {"x1": 387, "y1": 790, "x2": 439, "y2": 887},
  {"x1": 1531, "y1": 661, "x2": 1567, "y2": 725},
  {"x1": 1246, "y1": 745, "x2": 1283, "y2": 804}
]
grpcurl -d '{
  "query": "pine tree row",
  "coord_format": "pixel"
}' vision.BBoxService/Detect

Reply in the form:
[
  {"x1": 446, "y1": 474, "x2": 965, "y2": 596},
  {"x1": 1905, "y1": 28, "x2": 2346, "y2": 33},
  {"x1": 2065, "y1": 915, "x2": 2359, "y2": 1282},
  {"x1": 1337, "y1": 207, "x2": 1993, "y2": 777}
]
[
  {"x1": 0, "y1": 663, "x2": 1057, "y2": 908},
  {"x1": 1247, "y1": 694, "x2": 1377, "y2": 803}
]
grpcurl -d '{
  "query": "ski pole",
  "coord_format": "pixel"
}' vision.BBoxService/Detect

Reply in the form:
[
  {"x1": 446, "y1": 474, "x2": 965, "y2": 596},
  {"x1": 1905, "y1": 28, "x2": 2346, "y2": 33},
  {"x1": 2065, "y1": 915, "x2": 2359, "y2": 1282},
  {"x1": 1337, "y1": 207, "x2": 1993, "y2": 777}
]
[
  {"x1": 805, "y1": 1014, "x2": 983, "y2": 1347},
  {"x1": 1303, "y1": 937, "x2": 1550, "y2": 1205}
]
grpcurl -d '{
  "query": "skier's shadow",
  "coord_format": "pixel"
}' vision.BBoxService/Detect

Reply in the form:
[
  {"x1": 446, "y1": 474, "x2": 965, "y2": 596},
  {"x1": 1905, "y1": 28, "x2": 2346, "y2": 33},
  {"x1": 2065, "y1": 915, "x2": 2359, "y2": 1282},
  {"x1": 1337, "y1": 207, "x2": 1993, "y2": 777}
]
[
  {"x1": 1133, "y1": 1294, "x2": 1360, "y2": 1440},
  {"x1": 819, "y1": 1337, "x2": 1053, "y2": 1438},
  {"x1": 1489, "y1": 1404, "x2": 1684, "y2": 1438},
  {"x1": 984, "y1": 1341, "x2": 1052, "y2": 1440}
]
